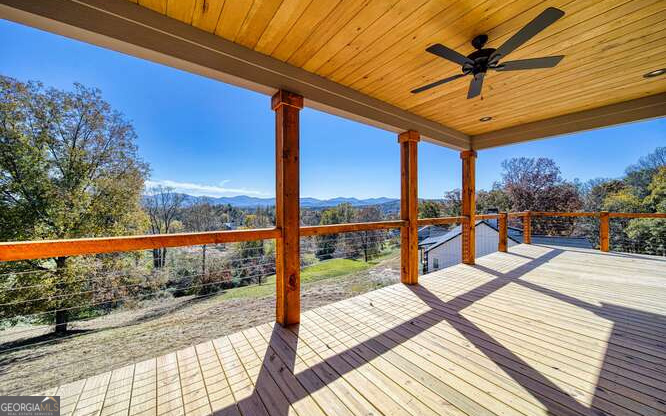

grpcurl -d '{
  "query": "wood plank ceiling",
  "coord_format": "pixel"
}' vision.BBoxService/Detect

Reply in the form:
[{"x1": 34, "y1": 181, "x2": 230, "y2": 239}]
[{"x1": 129, "y1": 0, "x2": 666, "y2": 136}]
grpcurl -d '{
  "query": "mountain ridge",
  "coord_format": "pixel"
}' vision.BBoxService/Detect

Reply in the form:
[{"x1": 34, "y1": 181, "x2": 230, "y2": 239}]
[{"x1": 172, "y1": 194, "x2": 399, "y2": 209}]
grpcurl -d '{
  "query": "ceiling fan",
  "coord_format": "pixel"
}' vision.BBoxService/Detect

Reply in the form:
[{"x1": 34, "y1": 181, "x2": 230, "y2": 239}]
[{"x1": 411, "y1": 7, "x2": 565, "y2": 99}]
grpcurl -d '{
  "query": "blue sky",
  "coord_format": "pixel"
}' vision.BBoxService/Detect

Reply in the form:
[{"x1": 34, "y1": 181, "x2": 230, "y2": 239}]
[{"x1": 1, "y1": 19, "x2": 664, "y2": 199}]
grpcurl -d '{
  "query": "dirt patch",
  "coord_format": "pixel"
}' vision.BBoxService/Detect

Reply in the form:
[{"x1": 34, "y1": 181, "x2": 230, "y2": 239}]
[{"x1": 0, "y1": 256, "x2": 400, "y2": 394}]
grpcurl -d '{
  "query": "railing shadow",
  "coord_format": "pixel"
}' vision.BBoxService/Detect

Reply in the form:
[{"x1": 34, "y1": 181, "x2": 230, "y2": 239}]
[
  {"x1": 227, "y1": 326, "x2": 299, "y2": 416},
  {"x1": 216, "y1": 246, "x2": 647, "y2": 415},
  {"x1": 544, "y1": 247, "x2": 666, "y2": 262},
  {"x1": 472, "y1": 257, "x2": 666, "y2": 416}
]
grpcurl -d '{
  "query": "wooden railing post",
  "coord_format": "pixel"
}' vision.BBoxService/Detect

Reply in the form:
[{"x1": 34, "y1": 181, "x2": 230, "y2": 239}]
[
  {"x1": 399, "y1": 130, "x2": 419, "y2": 284},
  {"x1": 498, "y1": 212, "x2": 508, "y2": 252},
  {"x1": 523, "y1": 210, "x2": 532, "y2": 244},
  {"x1": 272, "y1": 90, "x2": 302, "y2": 326},
  {"x1": 460, "y1": 150, "x2": 476, "y2": 264},
  {"x1": 600, "y1": 211, "x2": 610, "y2": 252}
]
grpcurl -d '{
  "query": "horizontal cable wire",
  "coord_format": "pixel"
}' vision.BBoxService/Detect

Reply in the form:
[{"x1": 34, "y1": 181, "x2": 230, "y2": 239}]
[
  {"x1": 0, "y1": 229, "x2": 403, "y2": 394},
  {"x1": 0, "y1": 272, "x2": 275, "y2": 345}
]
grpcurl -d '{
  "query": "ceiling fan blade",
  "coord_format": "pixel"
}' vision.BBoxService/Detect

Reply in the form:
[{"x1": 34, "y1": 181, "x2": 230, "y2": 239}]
[
  {"x1": 492, "y1": 8, "x2": 564, "y2": 60},
  {"x1": 411, "y1": 73, "x2": 466, "y2": 94},
  {"x1": 467, "y1": 73, "x2": 485, "y2": 99},
  {"x1": 495, "y1": 55, "x2": 564, "y2": 71},
  {"x1": 426, "y1": 43, "x2": 473, "y2": 66}
]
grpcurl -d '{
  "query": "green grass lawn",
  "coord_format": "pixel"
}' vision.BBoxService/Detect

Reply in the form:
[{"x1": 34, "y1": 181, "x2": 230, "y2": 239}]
[{"x1": 217, "y1": 257, "x2": 375, "y2": 300}]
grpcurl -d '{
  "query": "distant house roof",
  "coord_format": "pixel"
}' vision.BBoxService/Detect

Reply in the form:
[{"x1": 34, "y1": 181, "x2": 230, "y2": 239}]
[
  {"x1": 420, "y1": 220, "x2": 522, "y2": 253},
  {"x1": 418, "y1": 225, "x2": 449, "y2": 242},
  {"x1": 507, "y1": 225, "x2": 594, "y2": 248},
  {"x1": 529, "y1": 236, "x2": 594, "y2": 248}
]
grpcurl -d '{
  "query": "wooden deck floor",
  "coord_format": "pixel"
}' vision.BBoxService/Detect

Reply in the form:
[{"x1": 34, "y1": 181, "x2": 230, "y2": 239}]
[{"x1": 44, "y1": 244, "x2": 666, "y2": 416}]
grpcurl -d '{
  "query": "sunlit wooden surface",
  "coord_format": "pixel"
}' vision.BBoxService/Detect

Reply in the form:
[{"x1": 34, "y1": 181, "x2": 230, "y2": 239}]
[
  {"x1": 42, "y1": 244, "x2": 666, "y2": 416},
  {"x1": 129, "y1": 0, "x2": 666, "y2": 135}
]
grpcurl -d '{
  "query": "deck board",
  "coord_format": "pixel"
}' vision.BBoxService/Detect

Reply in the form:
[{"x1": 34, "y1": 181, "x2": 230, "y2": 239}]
[{"x1": 47, "y1": 244, "x2": 666, "y2": 415}]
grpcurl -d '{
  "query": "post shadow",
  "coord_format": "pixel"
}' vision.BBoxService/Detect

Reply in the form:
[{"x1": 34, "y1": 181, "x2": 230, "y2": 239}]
[
  {"x1": 218, "y1": 325, "x2": 299, "y2": 415},
  {"x1": 472, "y1": 256, "x2": 666, "y2": 416},
  {"x1": 214, "y1": 247, "x2": 663, "y2": 416}
]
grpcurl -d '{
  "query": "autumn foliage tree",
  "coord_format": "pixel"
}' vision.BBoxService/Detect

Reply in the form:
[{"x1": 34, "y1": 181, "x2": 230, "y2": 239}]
[
  {"x1": 0, "y1": 77, "x2": 148, "y2": 333},
  {"x1": 143, "y1": 186, "x2": 185, "y2": 268},
  {"x1": 499, "y1": 157, "x2": 581, "y2": 212},
  {"x1": 592, "y1": 148, "x2": 666, "y2": 253}
]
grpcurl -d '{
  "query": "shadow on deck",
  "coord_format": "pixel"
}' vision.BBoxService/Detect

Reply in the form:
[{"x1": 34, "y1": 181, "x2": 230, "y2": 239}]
[{"x1": 51, "y1": 244, "x2": 666, "y2": 416}]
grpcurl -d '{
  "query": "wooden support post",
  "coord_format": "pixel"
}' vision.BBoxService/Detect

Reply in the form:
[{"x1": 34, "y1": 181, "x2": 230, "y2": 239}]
[
  {"x1": 399, "y1": 130, "x2": 419, "y2": 284},
  {"x1": 523, "y1": 211, "x2": 532, "y2": 244},
  {"x1": 600, "y1": 211, "x2": 610, "y2": 252},
  {"x1": 498, "y1": 212, "x2": 508, "y2": 252},
  {"x1": 272, "y1": 90, "x2": 302, "y2": 326},
  {"x1": 460, "y1": 150, "x2": 476, "y2": 264}
]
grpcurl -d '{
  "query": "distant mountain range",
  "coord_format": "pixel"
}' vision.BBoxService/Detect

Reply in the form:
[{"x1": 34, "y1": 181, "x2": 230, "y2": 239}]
[{"x1": 176, "y1": 194, "x2": 399, "y2": 209}]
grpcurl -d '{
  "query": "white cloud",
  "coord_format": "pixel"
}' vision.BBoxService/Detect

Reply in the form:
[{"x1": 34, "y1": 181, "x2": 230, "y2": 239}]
[{"x1": 145, "y1": 179, "x2": 268, "y2": 197}]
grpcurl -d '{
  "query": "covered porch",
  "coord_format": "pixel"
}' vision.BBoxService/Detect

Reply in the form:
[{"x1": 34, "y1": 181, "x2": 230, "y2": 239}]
[
  {"x1": 0, "y1": 1, "x2": 665, "y2": 415},
  {"x1": 44, "y1": 244, "x2": 666, "y2": 416}
]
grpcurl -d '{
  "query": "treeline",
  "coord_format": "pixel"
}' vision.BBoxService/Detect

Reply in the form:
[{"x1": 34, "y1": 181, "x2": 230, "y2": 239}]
[
  {"x1": 418, "y1": 148, "x2": 665, "y2": 251},
  {"x1": 146, "y1": 188, "x2": 395, "y2": 283},
  {"x1": 1, "y1": 77, "x2": 663, "y2": 335}
]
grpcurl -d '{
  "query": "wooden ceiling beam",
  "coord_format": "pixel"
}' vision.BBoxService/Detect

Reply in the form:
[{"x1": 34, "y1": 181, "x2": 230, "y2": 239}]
[
  {"x1": 0, "y1": 0, "x2": 471, "y2": 150},
  {"x1": 471, "y1": 93, "x2": 666, "y2": 150}
]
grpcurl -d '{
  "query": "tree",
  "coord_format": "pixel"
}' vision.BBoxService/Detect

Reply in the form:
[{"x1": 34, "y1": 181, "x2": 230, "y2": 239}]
[
  {"x1": 477, "y1": 189, "x2": 511, "y2": 213},
  {"x1": 182, "y1": 201, "x2": 226, "y2": 233},
  {"x1": 644, "y1": 166, "x2": 666, "y2": 212},
  {"x1": 0, "y1": 76, "x2": 148, "y2": 333},
  {"x1": 315, "y1": 203, "x2": 354, "y2": 260},
  {"x1": 498, "y1": 157, "x2": 582, "y2": 235},
  {"x1": 226, "y1": 211, "x2": 275, "y2": 287},
  {"x1": 609, "y1": 167, "x2": 666, "y2": 254},
  {"x1": 441, "y1": 190, "x2": 462, "y2": 216},
  {"x1": 624, "y1": 147, "x2": 666, "y2": 198},
  {"x1": 580, "y1": 178, "x2": 626, "y2": 211},
  {"x1": 499, "y1": 157, "x2": 581, "y2": 211},
  {"x1": 181, "y1": 201, "x2": 228, "y2": 282},
  {"x1": 419, "y1": 200, "x2": 441, "y2": 218},
  {"x1": 143, "y1": 186, "x2": 184, "y2": 268},
  {"x1": 352, "y1": 206, "x2": 386, "y2": 262}
]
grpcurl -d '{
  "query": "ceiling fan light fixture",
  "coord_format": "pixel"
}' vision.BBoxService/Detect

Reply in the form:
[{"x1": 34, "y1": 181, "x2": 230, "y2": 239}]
[
  {"x1": 643, "y1": 68, "x2": 666, "y2": 78},
  {"x1": 411, "y1": 7, "x2": 565, "y2": 99},
  {"x1": 479, "y1": 116, "x2": 493, "y2": 122}
]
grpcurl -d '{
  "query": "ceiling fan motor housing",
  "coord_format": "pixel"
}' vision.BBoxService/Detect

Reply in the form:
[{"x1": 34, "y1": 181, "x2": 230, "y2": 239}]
[{"x1": 464, "y1": 47, "x2": 496, "y2": 75}]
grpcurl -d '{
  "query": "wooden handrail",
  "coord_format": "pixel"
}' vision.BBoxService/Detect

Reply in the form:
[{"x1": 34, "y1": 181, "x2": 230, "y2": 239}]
[
  {"x1": 300, "y1": 220, "x2": 405, "y2": 236},
  {"x1": 507, "y1": 211, "x2": 528, "y2": 218},
  {"x1": 0, "y1": 228, "x2": 280, "y2": 262},
  {"x1": 530, "y1": 211, "x2": 666, "y2": 218},
  {"x1": 417, "y1": 216, "x2": 465, "y2": 226},
  {"x1": 608, "y1": 212, "x2": 666, "y2": 218},
  {"x1": 531, "y1": 211, "x2": 597, "y2": 217},
  {"x1": 1, "y1": 211, "x2": 663, "y2": 263},
  {"x1": 475, "y1": 214, "x2": 500, "y2": 220}
]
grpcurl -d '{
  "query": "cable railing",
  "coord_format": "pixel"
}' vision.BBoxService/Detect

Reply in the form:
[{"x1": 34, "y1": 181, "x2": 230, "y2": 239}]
[
  {"x1": 0, "y1": 240, "x2": 279, "y2": 394},
  {"x1": 529, "y1": 212, "x2": 600, "y2": 249},
  {"x1": 530, "y1": 211, "x2": 666, "y2": 255},
  {"x1": 418, "y1": 211, "x2": 665, "y2": 274},
  {"x1": 0, "y1": 211, "x2": 663, "y2": 394},
  {"x1": 0, "y1": 220, "x2": 405, "y2": 394},
  {"x1": 299, "y1": 229, "x2": 402, "y2": 308}
]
